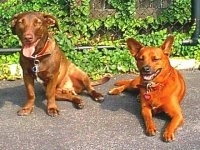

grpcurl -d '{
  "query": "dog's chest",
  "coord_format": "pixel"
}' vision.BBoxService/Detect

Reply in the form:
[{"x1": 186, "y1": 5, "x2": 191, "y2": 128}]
[
  {"x1": 22, "y1": 58, "x2": 52, "y2": 84},
  {"x1": 34, "y1": 73, "x2": 44, "y2": 83},
  {"x1": 140, "y1": 87, "x2": 163, "y2": 110},
  {"x1": 32, "y1": 64, "x2": 53, "y2": 84}
]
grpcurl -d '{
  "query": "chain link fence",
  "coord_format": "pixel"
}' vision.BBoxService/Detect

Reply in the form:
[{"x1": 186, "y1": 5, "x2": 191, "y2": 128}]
[
  {"x1": 0, "y1": 0, "x2": 193, "y2": 49},
  {"x1": 89, "y1": 0, "x2": 191, "y2": 36},
  {"x1": 66, "y1": 0, "x2": 192, "y2": 47}
]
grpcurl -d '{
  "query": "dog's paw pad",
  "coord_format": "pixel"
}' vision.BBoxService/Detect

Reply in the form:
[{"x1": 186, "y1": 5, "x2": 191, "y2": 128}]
[
  {"x1": 90, "y1": 91, "x2": 104, "y2": 103},
  {"x1": 163, "y1": 131, "x2": 175, "y2": 142},
  {"x1": 47, "y1": 108, "x2": 60, "y2": 117},
  {"x1": 108, "y1": 89, "x2": 116, "y2": 95},
  {"x1": 146, "y1": 127, "x2": 157, "y2": 136},
  {"x1": 77, "y1": 104, "x2": 84, "y2": 109},
  {"x1": 108, "y1": 88, "x2": 120, "y2": 95},
  {"x1": 74, "y1": 100, "x2": 85, "y2": 109},
  {"x1": 95, "y1": 96, "x2": 104, "y2": 103},
  {"x1": 17, "y1": 107, "x2": 34, "y2": 116}
]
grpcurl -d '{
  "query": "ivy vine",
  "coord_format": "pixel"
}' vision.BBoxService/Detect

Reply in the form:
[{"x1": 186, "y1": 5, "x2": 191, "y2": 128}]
[{"x1": 0, "y1": 0, "x2": 199, "y2": 80}]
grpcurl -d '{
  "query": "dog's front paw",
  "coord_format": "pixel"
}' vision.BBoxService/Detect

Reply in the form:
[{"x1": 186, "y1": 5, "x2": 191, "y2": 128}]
[
  {"x1": 47, "y1": 106, "x2": 60, "y2": 117},
  {"x1": 17, "y1": 106, "x2": 34, "y2": 116},
  {"x1": 90, "y1": 91, "x2": 104, "y2": 103},
  {"x1": 163, "y1": 131, "x2": 175, "y2": 142},
  {"x1": 146, "y1": 126, "x2": 157, "y2": 136}
]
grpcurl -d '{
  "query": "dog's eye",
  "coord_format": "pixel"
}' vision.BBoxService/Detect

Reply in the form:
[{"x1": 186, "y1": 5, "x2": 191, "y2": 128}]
[
  {"x1": 137, "y1": 56, "x2": 144, "y2": 61},
  {"x1": 35, "y1": 19, "x2": 42, "y2": 26},
  {"x1": 18, "y1": 19, "x2": 23, "y2": 24},
  {"x1": 17, "y1": 19, "x2": 24, "y2": 28},
  {"x1": 152, "y1": 57, "x2": 161, "y2": 61}
]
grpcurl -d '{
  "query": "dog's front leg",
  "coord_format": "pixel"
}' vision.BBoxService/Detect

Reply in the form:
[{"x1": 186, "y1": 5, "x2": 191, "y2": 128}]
[
  {"x1": 45, "y1": 75, "x2": 60, "y2": 117},
  {"x1": 141, "y1": 104, "x2": 157, "y2": 136},
  {"x1": 163, "y1": 103, "x2": 183, "y2": 142},
  {"x1": 18, "y1": 75, "x2": 35, "y2": 116}
]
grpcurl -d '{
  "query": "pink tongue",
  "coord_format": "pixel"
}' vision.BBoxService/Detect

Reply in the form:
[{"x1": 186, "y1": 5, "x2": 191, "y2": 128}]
[{"x1": 22, "y1": 45, "x2": 36, "y2": 58}]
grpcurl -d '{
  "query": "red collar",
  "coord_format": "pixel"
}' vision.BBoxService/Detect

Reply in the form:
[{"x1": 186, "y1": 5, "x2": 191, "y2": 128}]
[
  {"x1": 31, "y1": 39, "x2": 51, "y2": 59},
  {"x1": 34, "y1": 39, "x2": 50, "y2": 57},
  {"x1": 22, "y1": 39, "x2": 51, "y2": 59}
]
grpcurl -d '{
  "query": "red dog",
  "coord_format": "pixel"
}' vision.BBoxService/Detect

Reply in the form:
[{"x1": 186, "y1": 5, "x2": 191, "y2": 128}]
[{"x1": 109, "y1": 35, "x2": 186, "y2": 142}]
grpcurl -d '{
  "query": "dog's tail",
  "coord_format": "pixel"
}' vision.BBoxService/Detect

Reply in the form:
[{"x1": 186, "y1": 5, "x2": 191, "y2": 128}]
[{"x1": 91, "y1": 75, "x2": 111, "y2": 86}]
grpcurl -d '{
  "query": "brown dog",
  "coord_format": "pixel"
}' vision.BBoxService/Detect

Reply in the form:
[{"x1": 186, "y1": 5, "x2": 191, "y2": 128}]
[
  {"x1": 11, "y1": 11, "x2": 110, "y2": 117},
  {"x1": 109, "y1": 35, "x2": 186, "y2": 142}
]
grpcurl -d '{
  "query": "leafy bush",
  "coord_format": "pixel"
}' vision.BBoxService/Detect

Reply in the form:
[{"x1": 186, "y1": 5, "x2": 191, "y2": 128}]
[{"x1": 0, "y1": 0, "x2": 199, "y2": 80}]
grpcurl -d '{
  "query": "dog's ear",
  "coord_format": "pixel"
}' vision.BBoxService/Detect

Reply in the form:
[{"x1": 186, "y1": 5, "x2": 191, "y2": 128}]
[
  {"x1": 10, "y1": 14, "x2": 20, "y2": 35},
  {"x1": 43, "y1": 14, "x2": 59, "y2": 30},
  {"x1": 127, "y1": 38, "x2": 143, "y2": 56},
  {"x1": 161, "y1": 35, "x2": 174, "y2": 56}
]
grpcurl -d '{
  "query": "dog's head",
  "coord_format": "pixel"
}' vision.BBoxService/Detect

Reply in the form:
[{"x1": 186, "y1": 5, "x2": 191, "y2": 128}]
[
  {"x1": 11, "y1": 11, "x2": 59, "y2": 57},
  {"x1": 127, "y1": 35, "x2": 174, "y2": 82}
]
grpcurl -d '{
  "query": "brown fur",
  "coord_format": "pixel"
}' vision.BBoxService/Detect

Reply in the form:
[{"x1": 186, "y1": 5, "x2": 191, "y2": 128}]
[
  {"x1": 109, "y1": 35, "x2": 186, "y2": 142},
  {"x1": 11, "y1": 12, "x2": 110, "y2": 117}
]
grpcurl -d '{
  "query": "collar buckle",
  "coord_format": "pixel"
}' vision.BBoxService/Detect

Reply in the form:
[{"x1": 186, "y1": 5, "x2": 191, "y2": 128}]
[
  {"x1": 146, "y1": 83, "x2": 152, "y2": 93},
  {"x1": 32, "y1": 57, "x2": 40, "y2": 73}
]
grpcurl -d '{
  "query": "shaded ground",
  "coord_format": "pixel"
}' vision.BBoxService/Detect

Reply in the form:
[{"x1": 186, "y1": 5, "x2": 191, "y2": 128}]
[{"x1": 0, "y1": 70, "x2": 200, "y2": 150}]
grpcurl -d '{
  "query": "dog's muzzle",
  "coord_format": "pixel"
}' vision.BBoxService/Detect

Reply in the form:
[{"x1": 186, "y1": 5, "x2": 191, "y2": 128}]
[{"x1": 141, "y1": 65, "x2": 162, "y2": 81}]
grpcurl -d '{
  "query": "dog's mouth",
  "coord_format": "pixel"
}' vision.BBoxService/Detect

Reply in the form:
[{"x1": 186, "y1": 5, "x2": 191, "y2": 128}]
[
  {"x1": 142, "y1": 68, "x2": 162, "y2": 81},
  {"x1": 22, "y1": 39, "x2": 40, "y2": 58}
]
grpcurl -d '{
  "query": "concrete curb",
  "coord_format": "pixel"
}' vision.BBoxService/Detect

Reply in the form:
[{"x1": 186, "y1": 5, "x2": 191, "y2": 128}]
[{"x1": 170, "y1": 58, "x2": 200, "y2": 70}]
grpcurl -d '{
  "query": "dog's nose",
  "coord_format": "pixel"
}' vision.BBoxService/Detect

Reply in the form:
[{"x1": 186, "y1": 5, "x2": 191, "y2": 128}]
[
  {"x1": 142, "y1": 65, "x2": 151, "y2": 73},
  {"x1": 24, "y1": 34, "x2": 33, "y2": 41}
]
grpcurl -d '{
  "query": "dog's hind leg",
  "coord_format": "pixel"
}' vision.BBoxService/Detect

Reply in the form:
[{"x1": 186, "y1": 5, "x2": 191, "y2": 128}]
[
  {"x1": 108, "y1": 85, "x2": 128, "y2": 95},
  {"x1": 80, "y1": 76, "x2": 105, "y2": 102},
  {"x1": 55, "y1": 89, "x2": 85, "y2": 109},
  {"x1": 109, "y1": 76, "x2": 140, "y2": 95},
  {"x1": 108, "y1": 79, "x2": 133, "y2": 95}
]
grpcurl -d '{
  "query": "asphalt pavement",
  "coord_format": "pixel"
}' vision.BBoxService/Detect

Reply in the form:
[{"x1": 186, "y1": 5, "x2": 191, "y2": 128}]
[{"x1": 0, "y1": 70, "x2": 200, "y2": 150}]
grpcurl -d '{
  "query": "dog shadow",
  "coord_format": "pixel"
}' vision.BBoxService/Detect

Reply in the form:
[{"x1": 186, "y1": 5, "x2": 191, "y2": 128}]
[
  {"x1": 0, "y1": 80, "x2": 171, "y2": 141},
  {"x1": 0, "y1": 81, "x2": 46, "y2": 113},
  {"x1": 101, "y1": 90, "x2": 171, "y2": 142},
  {"x1": 101, "y1": 90, "x2": 144, "y2": 125}
]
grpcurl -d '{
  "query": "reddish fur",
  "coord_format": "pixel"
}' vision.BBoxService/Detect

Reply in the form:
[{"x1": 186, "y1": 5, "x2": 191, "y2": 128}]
[
  {"x1": 109, "y1": 35, "x2": 186, "y2": 142},
  {"x1": 11, "y1": 12, "x2": 109, "y2": 116}
]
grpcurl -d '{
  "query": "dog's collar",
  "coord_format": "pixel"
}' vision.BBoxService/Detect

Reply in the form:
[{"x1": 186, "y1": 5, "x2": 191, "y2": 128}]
[
  {"x1": 22, "y1": 38, "x2": 51, "y2": 60},
  {"x1": 27, "y1": 38, "x2": 53, "y2": 82},
  {"x1": 32, "y1": 39, "x2": 51, "y2": 59},
  {"x1": 138, "y1": 81, "x2": 160, "y2": 92},
  {"x1": 34, "y1": 39, "x2": 50, "y2": 58}
]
